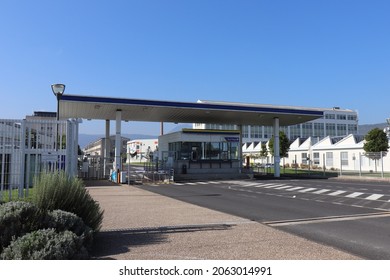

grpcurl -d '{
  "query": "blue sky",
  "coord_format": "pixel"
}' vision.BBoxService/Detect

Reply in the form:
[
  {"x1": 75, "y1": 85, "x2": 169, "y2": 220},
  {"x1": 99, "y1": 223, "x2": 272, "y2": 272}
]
[{"x1": 1, "y1": 0, "x2": 389, "y2": 135}]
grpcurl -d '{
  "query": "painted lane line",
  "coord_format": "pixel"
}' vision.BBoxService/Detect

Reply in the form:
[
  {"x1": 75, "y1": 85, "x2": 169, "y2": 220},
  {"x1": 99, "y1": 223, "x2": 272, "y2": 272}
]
[
  {"x1": 345, "y1": 192, "x2": 365, "y2": 198},
  {"x1": 266, "y1": 212, "x2": 390, "y2": 227},
  {"x1": 365, "y1": 194, "x2": 384, "y2": 201}
]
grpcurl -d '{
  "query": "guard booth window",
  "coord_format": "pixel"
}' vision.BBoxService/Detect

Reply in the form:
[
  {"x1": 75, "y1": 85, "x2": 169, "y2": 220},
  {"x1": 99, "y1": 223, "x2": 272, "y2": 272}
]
[
  {"x1": 205, "y1": 142, "x2": 221, "y2": 159},
  {"x1": 169, "y1": 141, "x2": 239, "y2": 161}
]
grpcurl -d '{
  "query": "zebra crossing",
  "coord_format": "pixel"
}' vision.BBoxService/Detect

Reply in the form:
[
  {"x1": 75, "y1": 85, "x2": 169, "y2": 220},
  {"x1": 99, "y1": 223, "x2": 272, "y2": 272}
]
[
  {"x1": 171, "y1": 180, "x2": 390, "y2": 203},
  {"x1": 231, "y1": 181, "x2": 390, "y2": 202}
]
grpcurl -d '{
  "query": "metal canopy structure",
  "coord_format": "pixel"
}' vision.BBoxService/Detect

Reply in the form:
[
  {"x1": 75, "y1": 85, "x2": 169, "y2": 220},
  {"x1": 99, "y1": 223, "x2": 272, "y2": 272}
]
[
  {"x1": 58, "y1": 94, "x2": 325, "y2": 178},
  {"x1": 59, "y1": 95, "x2": 324, "y2": 126}
]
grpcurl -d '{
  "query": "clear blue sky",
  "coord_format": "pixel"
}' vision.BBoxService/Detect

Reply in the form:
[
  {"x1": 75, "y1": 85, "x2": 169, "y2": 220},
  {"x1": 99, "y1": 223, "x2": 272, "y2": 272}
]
[{"x1": 1, "y1": 0, "x2": 389, "y2": 135}]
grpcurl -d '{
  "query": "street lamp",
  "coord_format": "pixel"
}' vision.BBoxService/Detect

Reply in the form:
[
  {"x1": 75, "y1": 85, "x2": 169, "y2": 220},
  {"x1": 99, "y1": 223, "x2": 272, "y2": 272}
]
[
  {"x1": 51, "y1": 84, "x2": 65, "y2": 121},
  {"x1": 51, "y1": 84, "x2": 65, "y2": 151}
]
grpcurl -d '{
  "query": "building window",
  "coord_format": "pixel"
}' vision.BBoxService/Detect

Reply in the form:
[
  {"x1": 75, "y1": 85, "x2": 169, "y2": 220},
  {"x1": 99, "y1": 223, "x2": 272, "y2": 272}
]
[
  {"x1": 341, "y1": 152, "x2": 348, "y2": 166},
  {"x1": 337, "y1": 114, "x2": 347, "y2": 120},
  {"x1": 337, "y1": 124, "x2": 347, "y2": 136},
  {"x1": 347, "y1": 115, "x2": 357, "y2": 121},
  {"x1": 325, "y1": 114, "x2": 335, "y2": 119},
  {"x1": 302, "y1": 123, "x2": 313, "y2": 138},
  {"x1": 229, "y1": 142, "x2": 239, "y2": 160},
  {"x1": 169, "y1": 141, "x2": 239, "y2": 161},
  {"x1": 301, "y1": 153, "x2": 309, "y2": 165},
  {"x1": 205, "y1": 142, "x2": 221, "y2": 159},
  {"x1": 326, "y1": 123, "x2": 336, "y2": 136},
  {"x1": 222, "y1": 124, "x2": 235, "y2": 130},
  {"x1": 314, "y1": 123, "x2": 324, "y2": 138},
  {"x1": 242, "y1": 126, "x2": 249, "y2": 138},
  {"x1": 326, "y1": 152, "x2": 333, "y2": 166},
  {"x1": 250, "y1": 125, "x2": 261, "y2": 138},
  {"x1": 263, "y1": 126, "x2": 273, "y2": 139},
  {"x1": 348, "y1": 124, "x2": 358, "y2": 134},
  {"x1": 313, "y1": 152, "x2": 320, "y2": 165},
  {"x1": 290, "y1": 124, "x2": 301, "y2": 140}
]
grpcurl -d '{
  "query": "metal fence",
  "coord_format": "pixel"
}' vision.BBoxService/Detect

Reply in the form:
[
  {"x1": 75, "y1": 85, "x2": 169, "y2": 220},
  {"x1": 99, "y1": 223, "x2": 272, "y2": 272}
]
[
  {"x1": 0, "y1": 119, "x2": 79, "y2": 201},
  {"x1": 339, "y1": 152, "x2": 389, "y2": 178},
  {"x1": 251, "y1": 151, "x2": 390, "y2": 179}
]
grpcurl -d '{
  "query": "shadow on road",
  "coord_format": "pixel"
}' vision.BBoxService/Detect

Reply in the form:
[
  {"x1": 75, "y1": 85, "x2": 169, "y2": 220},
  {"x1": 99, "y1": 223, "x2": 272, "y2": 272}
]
[{"x1": 91, "y1": 223, "x2": 233, "y2": 259}]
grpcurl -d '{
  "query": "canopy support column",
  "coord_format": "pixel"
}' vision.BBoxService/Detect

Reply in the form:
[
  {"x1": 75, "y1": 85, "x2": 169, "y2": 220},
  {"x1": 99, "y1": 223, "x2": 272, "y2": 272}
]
[
  {"x1": 238, "y1": 125, "x2": 243, "y2": 174},
  {"x1": 273, "y1": 117, "x2": 280, "y2": 178},
  {"x1": 160, "y1": 122, "x2": 164, "y2": 136},
  {"x1": 104, "y1": 119, "x2": 110, "y2": 178},
  {"x1": 114, "y1": 110, "x2": 122, "y2": 175}
]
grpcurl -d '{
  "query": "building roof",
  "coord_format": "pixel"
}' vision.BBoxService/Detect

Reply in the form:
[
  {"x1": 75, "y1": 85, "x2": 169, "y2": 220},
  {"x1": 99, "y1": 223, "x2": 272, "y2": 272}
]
[{"x1": 58, "y1": 94, "x2": 324, "y2": 126}]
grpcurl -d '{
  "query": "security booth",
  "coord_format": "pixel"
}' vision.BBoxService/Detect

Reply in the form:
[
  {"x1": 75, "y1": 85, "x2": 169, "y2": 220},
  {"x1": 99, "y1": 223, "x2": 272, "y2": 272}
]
[{"x1": 158, "y1": 129, "x2": 245, "y2": 180}]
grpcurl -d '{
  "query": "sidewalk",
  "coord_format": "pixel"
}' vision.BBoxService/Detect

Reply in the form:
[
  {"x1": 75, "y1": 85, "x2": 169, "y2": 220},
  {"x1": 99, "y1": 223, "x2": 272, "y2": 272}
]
[{"x1": 87, "y1": 181, "x2": 360, "y2": 260}]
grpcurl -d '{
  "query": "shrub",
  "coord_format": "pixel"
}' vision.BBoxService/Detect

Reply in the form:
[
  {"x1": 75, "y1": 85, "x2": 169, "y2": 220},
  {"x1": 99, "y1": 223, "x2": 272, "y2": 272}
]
[
  {"x1": 32, "y1": 172, "x2": 103, "y2": 232},
  {"x1": 44, "y1": 210, "x2": 94, "y2": 250},
  {"x1": 300, "y1": 164, "x2": 309, "y2": 169},
  {"x1": 0, "y1": 229, "x2": 88, "y2": 260},
  {"x1": 0, "y1": 201, "x2": 44, "y2": 252}
]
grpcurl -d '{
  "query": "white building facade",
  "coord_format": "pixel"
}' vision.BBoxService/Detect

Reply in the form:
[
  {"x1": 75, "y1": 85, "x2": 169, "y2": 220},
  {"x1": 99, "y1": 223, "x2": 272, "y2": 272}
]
[
  {"x1": 127, "y1": 139, "x2": 158, "y2": 163},
  {"x1": 242, "y1": 134, "x2": 390, "y2": 174},
  {"x1": 194, "y1": 107, "x2": 358, "y2": 142},
  {"x1": 1, "y1": 117, "x2": 79, "y2": 200}
]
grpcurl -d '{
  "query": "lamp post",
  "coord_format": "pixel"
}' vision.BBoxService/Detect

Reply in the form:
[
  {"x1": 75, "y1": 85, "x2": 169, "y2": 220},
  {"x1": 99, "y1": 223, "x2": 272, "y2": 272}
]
[
  {"x1": 51, "y1": 84, "x2": 65, "y2": 121},
  {"x1": 51, "y1": 84, "x2": 65, "y2": 150}
]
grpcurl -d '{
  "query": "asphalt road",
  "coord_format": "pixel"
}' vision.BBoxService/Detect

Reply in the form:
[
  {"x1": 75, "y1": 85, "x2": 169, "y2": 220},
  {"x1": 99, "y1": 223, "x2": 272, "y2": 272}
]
[{"x1": 140, "y1": 178, "x2": 390, "y2": 259}]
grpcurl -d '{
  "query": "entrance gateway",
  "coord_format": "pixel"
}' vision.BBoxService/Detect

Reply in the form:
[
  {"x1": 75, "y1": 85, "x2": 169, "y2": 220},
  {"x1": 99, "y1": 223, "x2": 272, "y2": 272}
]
[{"x1": 58, "y1": 95, "x2": 324, "y2": 178}]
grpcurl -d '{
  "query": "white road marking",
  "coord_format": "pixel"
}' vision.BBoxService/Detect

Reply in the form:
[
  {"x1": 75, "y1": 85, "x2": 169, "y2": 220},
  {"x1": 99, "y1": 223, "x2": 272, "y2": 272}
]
[
  {"x1": 264, "y1": 184, "x2": 287, "y2": 188},
  {"x1": 345, "y1": 192, "x2": 365, "y2": 198},
  {"x1": 328, "y1": 190, "x2": 347, "y2": 196},
  {"x1": 274, "y1": 185, "x2": 295, "y2": 190},
  {"x1": 298, "y1": 188, "x2": 317, "y2": 193},
  {"x1": 285, "y1": 187, "x2": 305, "y2": 191},
  {"x1": 365, "y1": 194, "x2": 384, "y2": 200},
  {"x1": 312, "y1": 189, "x2": 331, "y2": 194}
]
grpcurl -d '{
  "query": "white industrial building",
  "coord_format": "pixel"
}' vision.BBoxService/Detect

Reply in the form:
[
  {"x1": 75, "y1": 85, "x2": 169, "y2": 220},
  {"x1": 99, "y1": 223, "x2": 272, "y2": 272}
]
[
  {"x1": 194, "y1": 105, "x2": 358, "y2": 142},
  {"x1": 82, "y1": 135, "x2": 129, "y2": 178},
  {"x1": 0, "y1": 114, "x2": 79, "y2": 198},
  {"x1": 127, "y1": 138, "x2": 158, "y2": 163},
  {"x1": 242, "y1": 134, "x2": 390, "y2": 173}
]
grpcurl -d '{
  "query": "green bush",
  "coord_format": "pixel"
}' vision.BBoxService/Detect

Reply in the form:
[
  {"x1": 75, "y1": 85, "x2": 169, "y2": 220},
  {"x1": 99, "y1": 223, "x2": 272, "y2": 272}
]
[
  {"x1": 32, "y1": 172, "x2": 103, "y2": 232},
  {"x1": 44, "y1": 209, "x2": 94, "y2": 250},
  {"x1": 0, "y1": 228, "x2": 89, "y2": 260},
  {"x1": 0, "y1": 201, "x2": 44, "y2": 252}
]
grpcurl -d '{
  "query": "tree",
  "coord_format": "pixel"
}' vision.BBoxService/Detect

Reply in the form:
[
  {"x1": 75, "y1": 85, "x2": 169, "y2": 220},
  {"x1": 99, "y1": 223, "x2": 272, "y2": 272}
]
[
  {"x1": 259, "y1": 142, "x2": 268, "y2": 158},
  {"x1": 363, "y1": 128, "x2": 389, "y2": 171},
  {"x1": 268, "y1": 131, "x2": 290, "y2": 158}
]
